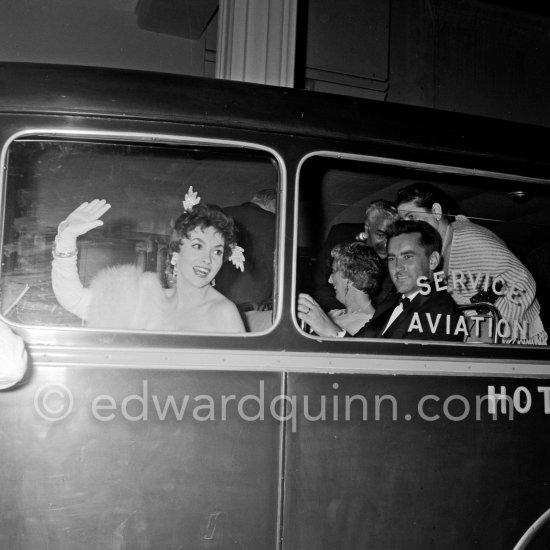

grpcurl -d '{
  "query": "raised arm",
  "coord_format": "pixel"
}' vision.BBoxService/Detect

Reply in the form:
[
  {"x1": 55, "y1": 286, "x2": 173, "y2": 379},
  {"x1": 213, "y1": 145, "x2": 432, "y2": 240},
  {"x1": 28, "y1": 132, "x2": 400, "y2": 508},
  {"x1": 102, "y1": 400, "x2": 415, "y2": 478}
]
[{"x1": 51, "y1": 200, "x2": 111, "y2": 321}]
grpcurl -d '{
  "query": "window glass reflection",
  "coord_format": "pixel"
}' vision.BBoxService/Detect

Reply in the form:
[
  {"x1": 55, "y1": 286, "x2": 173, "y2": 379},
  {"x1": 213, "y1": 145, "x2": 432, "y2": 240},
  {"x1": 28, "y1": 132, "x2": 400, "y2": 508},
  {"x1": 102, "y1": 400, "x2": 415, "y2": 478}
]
[{"x1": 1, "y1": 139, "x2": 279, "y2": 333}]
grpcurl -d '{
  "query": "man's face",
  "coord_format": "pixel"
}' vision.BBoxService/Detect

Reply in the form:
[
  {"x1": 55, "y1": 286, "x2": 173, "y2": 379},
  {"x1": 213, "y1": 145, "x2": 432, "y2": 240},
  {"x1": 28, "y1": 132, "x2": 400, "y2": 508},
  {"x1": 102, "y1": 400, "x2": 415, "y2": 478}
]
[
  {"x1": 387, "y1": 232, "x2": 433, "y2": 295},
  {"x1": 364, "y1": 212, "x2": 393, "y2": 259},
  {"x1": 397, "y1": 199, "x2": 438, "y2": 230}
]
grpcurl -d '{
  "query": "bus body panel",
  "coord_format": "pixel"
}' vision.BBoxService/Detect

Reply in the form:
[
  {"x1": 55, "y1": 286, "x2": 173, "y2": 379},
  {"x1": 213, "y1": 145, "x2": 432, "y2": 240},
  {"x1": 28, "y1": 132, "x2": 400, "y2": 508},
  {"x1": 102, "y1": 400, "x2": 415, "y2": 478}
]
[
  {"x1": 0, "y1": 63, "x2": 549, "y2": 549},
  {"x1": 1, "y1": 366, "x2": 283, "y2": 549},
  {"x1": 283, "y1": 372, "x2": 550, "y2": 549}
]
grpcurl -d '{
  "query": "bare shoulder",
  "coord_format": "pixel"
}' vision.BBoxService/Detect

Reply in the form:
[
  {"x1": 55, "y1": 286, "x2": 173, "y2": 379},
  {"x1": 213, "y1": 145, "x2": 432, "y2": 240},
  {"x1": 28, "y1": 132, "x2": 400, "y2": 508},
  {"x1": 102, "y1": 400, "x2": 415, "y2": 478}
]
[{"x1": 208, "y1": 288, "x2": 245, "y2": 332}]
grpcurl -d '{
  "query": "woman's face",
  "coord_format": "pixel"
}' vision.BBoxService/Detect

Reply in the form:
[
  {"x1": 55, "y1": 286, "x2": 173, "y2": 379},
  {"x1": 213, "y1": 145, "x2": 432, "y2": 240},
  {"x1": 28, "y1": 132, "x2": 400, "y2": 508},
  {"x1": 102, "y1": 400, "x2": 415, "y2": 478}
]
[
  {"x1": 328, "y1": 261, "x2": 349, "y2": 305},
  {"x1": 177, "y1": 226, "x2": 225, "y2": 287}
]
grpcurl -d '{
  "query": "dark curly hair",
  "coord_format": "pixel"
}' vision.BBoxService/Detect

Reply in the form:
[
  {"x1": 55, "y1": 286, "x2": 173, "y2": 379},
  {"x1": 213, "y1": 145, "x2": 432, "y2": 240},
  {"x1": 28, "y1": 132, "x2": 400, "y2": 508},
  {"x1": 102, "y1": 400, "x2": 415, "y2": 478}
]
[
  {"x1": 395, "y1": 182, "x2": 457, "y2": 221},
  {"x1": 169, "y1": 203, "x2": 237, "y2": 261},
  {"x1": 330, "y1": 242, "x2": 384, "y2": 298}
]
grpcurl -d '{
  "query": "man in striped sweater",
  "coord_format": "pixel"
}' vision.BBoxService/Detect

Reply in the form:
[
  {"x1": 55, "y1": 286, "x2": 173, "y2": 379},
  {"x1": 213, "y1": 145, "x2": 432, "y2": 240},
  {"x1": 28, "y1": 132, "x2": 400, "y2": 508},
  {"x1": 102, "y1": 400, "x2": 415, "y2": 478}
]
[{"x1": 395, "y1": 182, "x2": 547, "y2": 345}]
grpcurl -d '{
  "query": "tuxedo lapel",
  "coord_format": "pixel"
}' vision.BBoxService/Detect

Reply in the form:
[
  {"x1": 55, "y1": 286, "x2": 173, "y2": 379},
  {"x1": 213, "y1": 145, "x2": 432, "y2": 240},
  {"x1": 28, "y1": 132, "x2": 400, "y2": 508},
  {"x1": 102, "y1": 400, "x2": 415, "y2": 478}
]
[
  {"x1": 361, "y1": 291, "x2": 399, "y2": 337},
  {"x1": 354, "y1": 284, "x2": 462, "y2": 341},
  {"x1": 381, "y1": 291, "x2": 432, "y2": 339}
]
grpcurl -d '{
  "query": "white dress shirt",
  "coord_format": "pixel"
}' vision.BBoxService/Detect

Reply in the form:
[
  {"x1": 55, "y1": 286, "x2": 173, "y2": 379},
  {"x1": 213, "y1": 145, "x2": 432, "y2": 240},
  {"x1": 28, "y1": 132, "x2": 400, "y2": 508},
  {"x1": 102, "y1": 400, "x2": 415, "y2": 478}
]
[{"x1": 382, "y1": 290, "x2": 421, "y2": 334}]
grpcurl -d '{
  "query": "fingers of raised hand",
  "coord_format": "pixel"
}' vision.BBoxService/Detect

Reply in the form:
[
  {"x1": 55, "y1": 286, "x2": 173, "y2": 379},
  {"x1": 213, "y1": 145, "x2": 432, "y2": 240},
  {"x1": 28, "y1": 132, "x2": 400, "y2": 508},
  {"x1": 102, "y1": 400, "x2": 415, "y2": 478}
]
[
  {"x1": 60, "y1": 200, "x2": 111, "y2": 238},
  {"x1": 79, "y1": 199, "x2": 110, "y2": 220},
  {"x1": 87, "y1": 198, "x2": 111, "y2": 214},
  {"x1": 68, "y1": 200, "x2": 110, "y2": 223}
]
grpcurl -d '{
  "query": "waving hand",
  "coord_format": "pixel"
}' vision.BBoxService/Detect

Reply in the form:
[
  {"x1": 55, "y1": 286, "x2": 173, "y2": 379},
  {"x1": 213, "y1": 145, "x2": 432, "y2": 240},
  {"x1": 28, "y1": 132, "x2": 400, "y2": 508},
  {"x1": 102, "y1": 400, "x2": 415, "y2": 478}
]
[{"x1": 58, "y1": 199, "x2": 111, "y2": 238}]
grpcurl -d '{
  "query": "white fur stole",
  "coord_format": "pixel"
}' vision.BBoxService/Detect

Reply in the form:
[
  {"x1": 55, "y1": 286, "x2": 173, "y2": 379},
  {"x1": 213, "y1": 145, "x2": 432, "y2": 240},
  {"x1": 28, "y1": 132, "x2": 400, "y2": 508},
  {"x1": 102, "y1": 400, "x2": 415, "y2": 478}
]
[{"x1": 87, "y1": 264, "x2": 167, "y2": 330}]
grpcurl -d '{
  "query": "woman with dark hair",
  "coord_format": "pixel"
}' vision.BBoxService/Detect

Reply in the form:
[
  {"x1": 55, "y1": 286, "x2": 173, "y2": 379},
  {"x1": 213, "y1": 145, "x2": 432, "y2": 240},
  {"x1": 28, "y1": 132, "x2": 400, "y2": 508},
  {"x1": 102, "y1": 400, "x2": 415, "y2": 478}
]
[
  {"x1": 51, "y1": 188, "x2": 245, "y2": 332},
  {"x1": 298, "y1": 242, "x2": 384, "y2": 337}
]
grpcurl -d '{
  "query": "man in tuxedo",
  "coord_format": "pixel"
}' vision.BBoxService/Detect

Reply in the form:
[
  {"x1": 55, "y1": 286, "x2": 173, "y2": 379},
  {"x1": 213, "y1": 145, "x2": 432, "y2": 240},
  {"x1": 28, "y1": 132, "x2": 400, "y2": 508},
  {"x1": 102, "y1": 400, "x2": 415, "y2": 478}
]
[
  {"x1": 355, "y1": 219, "x2": 463, "y2": 341},
  {"x1": 312, "y1": 199, "x2": 397, "y2": 310}
]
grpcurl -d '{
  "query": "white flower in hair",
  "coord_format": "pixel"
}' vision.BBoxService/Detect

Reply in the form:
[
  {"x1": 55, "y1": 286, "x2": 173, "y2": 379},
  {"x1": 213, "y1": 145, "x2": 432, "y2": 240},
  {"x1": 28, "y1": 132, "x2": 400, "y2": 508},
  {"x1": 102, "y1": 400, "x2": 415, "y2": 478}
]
[
  {"x1": 229, "y1": 245, "x2": 245, "y2": 272},
  {"x1": 182, "y1": 186, "x2": 201, "y2": 211}
]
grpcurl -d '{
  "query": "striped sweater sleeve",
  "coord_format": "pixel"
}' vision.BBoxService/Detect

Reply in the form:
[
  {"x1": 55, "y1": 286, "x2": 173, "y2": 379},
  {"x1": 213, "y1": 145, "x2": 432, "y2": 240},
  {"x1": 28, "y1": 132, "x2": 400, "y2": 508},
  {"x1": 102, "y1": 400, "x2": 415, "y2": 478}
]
[{"x1": 448, "y1": 218, "x2": 546, "y2": 344}]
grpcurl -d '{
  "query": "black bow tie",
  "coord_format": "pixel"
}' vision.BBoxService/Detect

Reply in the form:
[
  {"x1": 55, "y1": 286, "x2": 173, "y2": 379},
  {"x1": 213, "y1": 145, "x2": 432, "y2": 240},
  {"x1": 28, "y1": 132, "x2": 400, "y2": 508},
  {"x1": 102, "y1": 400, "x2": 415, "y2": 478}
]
[{"x1": 399, "y1": 297, "x2": 411, "y2": 309}]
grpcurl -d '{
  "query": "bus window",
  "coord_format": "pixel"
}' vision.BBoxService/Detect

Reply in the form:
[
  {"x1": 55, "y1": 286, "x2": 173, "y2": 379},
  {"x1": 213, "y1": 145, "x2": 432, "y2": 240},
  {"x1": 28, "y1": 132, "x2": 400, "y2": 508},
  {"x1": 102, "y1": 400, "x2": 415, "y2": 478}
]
[
  {"x1": 297, "y1": 153, "x2": 550, "y2": 347},
  {"x1": 0, "y1": 137, "x2": 280, "y2": 334}
]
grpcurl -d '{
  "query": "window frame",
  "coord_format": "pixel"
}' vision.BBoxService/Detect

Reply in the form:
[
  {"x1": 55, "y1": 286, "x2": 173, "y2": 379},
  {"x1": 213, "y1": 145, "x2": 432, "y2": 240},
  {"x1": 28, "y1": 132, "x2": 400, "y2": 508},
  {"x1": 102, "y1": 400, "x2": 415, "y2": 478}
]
[
  {"x1": 293, "y1": 150, "x2": 550, "y2": 350},
  {"x1": 0, "y1": 128, "x2": 287, "y2": 339}
]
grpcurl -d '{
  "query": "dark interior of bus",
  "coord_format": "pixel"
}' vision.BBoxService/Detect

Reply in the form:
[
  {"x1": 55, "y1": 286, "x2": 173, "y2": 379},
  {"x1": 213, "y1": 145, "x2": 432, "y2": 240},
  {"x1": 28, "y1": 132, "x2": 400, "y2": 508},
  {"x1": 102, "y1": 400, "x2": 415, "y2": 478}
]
[{"x1": 297, "y1": 156, "x2": 550, "y2": 334}]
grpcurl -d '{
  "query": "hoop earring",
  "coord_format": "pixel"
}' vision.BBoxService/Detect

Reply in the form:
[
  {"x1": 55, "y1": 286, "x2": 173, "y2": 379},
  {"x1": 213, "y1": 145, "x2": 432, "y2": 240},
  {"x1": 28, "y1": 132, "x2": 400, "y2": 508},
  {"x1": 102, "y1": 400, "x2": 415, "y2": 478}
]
[{"x1": 211, "y1": 278, "x2": 216, "y2": 287}]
